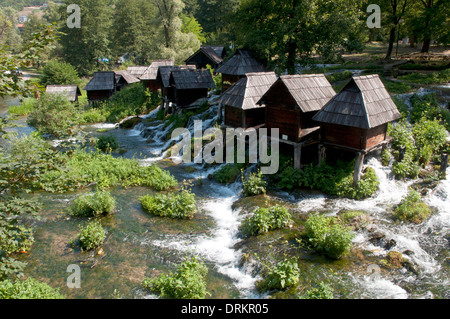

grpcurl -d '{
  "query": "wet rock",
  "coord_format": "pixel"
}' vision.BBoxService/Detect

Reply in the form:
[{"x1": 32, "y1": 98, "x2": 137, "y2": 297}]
[
  {"x1": 385, "y1": 239, "x2": 397, "y2": 250},
  {"x1": 403, "y1": 250, "x2": 414, "y2": 256},
  {"x1": 402, "y1": 259, "x2": 420, "y2": 276},
  {"x1": 369, "y1": 232, "x2": 387, "y2": 247},
  {"x1": 118, "y1": 116, "x2": 142, "y2": 129}
]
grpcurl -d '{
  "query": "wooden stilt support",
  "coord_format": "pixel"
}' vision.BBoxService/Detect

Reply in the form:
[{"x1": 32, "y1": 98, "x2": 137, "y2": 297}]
[
  {"x1": 164, "y1": 99, "x2": 170, "y2": 116},
  {"x1": 318, "y1": 144, "x2": 326, "y2": 166},
  {"x1": 440, "y1": 153, "x2": 448, "y2": 178},
  {"x1": 217, "y1": 103, "x2": 223, "y2": 124},
  {"x1": 353, "y1": 152, "x2": 365, "y2": 186},
  {"x1": 294, "y1": 144, "x2": 302, "y2": 170}
]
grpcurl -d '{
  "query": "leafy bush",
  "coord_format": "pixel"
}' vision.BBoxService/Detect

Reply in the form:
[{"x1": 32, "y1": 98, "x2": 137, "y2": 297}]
[
  {"x1": 77, "y1": 220, "x2": 106, "y2": 251},
  {"x1": 27, "y1": 93, "x2": 78, "y2": 137},
  {"x1": 40, "y1": 59, "x2": 80, "y2": 86},
  {"x1": 71, "y1": 191, "x2": 116, "y2": 217},
  {"x1": 242, "y1": 169, "x2": 267, "y2": 197},
  {"x1": 0, "y1": 278, "x2": 64, "y2": 299},
  {"x1": 302, "y1": 282, "x2": 334, "y2": 299},
  {"x1": 304, "y1": 214, "x2": 354, "y2": 259},
  {"x1": 142, "y1": 256, "x2": 209, "y2": 299},
  {"x1": 212, "y1": 164, "x2": 244, "y2": 184},
  {"x1": 336, "y1": 167, "x2": 380, "y2": 200},
  {"x1": 79, "y1": 107, "x2": 108, "y2": 124},
  {"x1": 241, "y1": 205, "x2": 292, "y2": 236},
  {"x1": 326, "y1": 70, "x2": 353, "y2": 83},
  {"x1": 96, "y1": 135, "x2": 119, "y2": 153},
  {"x1": 398, "y1": 69, "x2": 450, "y2": 85},
  {"x1": 257, "y1": 257, "x2": 300, "y2": 291},
  {"x1": 140, "y1": 190, "x2": 196, "y2": 219},
  {"x1": 381, "y1": 148, "x2": 391, "y2": 166},
  {"x1": 394, "y1": 190, "x2": 431, "y2": 224}
]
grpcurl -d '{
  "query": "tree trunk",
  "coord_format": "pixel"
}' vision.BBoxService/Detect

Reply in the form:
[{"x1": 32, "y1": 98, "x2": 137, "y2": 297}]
[
  {"x1": 385, "y1": 26, "x2": 396, "y2": 60},
  {"x1": 286, "y1": 39, "x2": 297, "y2": 75},
  {"x1": 421, "y1": 37, "x2": 431, "y2": 53}
]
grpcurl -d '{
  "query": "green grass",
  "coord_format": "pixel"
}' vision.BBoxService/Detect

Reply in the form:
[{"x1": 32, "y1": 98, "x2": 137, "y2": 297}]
[
  {"x1": 8, "y1": 98, "x2": 36, "y2": 116},
  {"x1": 398, "y1": 69, "x2": 450, "y2": 85}
]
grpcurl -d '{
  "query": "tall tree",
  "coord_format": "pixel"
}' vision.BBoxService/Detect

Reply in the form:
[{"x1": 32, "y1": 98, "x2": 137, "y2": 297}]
[
  {"x1": 416, "y1": 0, "x2": 449, "y2": 52},
  {"x1": 384, "y1": 0, "x2": 409, "y2": 60},
  {"x1": 59, "y1": 0, "x2": 113, "y2": 75}
]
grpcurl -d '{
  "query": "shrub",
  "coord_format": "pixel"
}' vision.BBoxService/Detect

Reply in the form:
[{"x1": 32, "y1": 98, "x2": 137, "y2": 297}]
[
  {"x1": 257, "y1": 257, "x2": 300, "y2": 291},
  {"x1": 0, "y1": 278, "x2": 64, "y2": 299},
  {"x1": 302, "y1": 282, "x2": 334, "y2": 299},
  {"x1": 394, "y1": 190, "x2": 431, "y2": 224},
  {"x1": 381, "y1": 148, "x2": 391, "y2": 166},
  {"x1": 241, "y1": 205, "x2": 292, "y2": 236},
  {"x1": 96, "y1": 135, "x2": 119, "y2": 153},
  {"x1": 242, "y1": 169, "x2": 267, "y2": 197},
  {"x1": 71, "y1": 191, "x2": 116, "y2": 217},
  {"x1": 212, "y1": 164, "x2": 244, "y2": 184},
  {"x1": 77, "y1": 220, "x2": 106, "y2": 251},
  {"x1": 142, "y1": 256, "x2": 209, "y2": 299},
  {"x1": 40, "y1": 59, "x2": 80, "y2": 86},
  {"x1": 304, "y1": 214, "x2": 354, "y2": 259},
  {"x1": 27, "y1": 93, "x2": 78, "y2": 137},
  {"x1": 140, "y1": 190, "x2": 196, "y2": 219}
]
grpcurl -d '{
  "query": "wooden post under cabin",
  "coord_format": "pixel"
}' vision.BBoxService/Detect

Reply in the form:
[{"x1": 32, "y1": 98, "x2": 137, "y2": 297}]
[
  {"x1": 318, "y1": 144, "x2": 326, "y2": 165},
  {"x1": 353, "y1": 152, "x2": 365, "y2": 186},
  {"x1": 440, "y1": 153, "x2": 448, "y2": 177},
  {"x1": 294, "y1": 144, "x2": 302, "y2": 170}
]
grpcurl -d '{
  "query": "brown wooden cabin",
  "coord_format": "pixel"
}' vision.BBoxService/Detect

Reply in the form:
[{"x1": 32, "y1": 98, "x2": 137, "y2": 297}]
[
  {"x1": 45, "y1": 85, "x2": 82, "y2": 103},
  {"x1": 216, "y1": 49, "x2": 267, "y2": 91},
  {"x1": 169, "y1": 69, "x2": 215, "y2": 108},
  {"x1": 83, "y1": 71, "x2": 116, "y2": 105},
  {"x1": 156, "y1": 65, "x2": 196, "y2": 105},
  {"x1": 217, "y1": 72, "x2": 278, "y2": 129},
  {"x1": 185, "y1": 46, "x2": 227, "y2": 70},
  {"x1": 257, "y1": 74, "x2": 336, "y2": 143},
  {"x1": 114, "y1": 71, "x2": 140, "y2": 92},
  {"x1": 313, "y1": 74, "x2": 402, "y2": 152},
  {"x1": 139, "y1": 60, "x2": 174, "y2": 91}
]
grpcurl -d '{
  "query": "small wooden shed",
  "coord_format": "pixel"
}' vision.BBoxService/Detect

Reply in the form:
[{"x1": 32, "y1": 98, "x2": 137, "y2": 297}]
[
  {"x1": 313, "y1": 74, "x2": 402, "y2": 152},
  {"x1": 185, "y1": 46, "x2": 227, "y2": 70},
  {"x1": 216, "y1": 49, "x2": 267, "y2": 90},
  {"x1": 217, "y1": 72, "x2": 278, "y2": 129},
  {"x1": 140, "y1": 60, "x2": 174, "y2": 91},
  {"x1": 114, "y1": 70, "x2": 140, "y2": 91},
  {"x1": 157, "y1": 65, "x2": 196, "y2": 105},
  {"x1": 169, "y1": 69, "x2": 216, "y2": 108},
  {"x1": 257, "y1": 74, "x2": 336, "y2": 143},
  {"x1": 83, "y1": 71, "x2": 116, "y2": 105},
  {"x1": 45, "y1": 85, "x2": 82, "y2": 103}
]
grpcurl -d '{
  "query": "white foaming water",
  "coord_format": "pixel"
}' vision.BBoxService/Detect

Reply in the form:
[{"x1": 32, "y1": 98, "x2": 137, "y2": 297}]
[
  {"x1": 356, "y1": 276, "x2": 409, "y2": 299},
  {"x1": 152, "y1": 183, "x2": 259, "y2": 296}
]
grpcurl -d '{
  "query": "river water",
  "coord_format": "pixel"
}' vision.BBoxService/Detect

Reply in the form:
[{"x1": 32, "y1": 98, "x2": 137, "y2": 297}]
[{"x1": 3, "y1": 89, "x2": 449, "y2": 299}]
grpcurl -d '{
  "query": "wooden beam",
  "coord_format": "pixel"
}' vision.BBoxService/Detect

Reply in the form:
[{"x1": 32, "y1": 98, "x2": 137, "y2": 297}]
[
  {"x1": 440, "y1": 153, "x2": 448, "y2": 178},
  {"x1": 318, "y1": 144, "x2": 326, "y2": 165},
  {"x1": 294, "y1": 144, "x2": 302, "y2": 170},
  {"x1": 217, "y1": 103, "x2": 223, "y2": 124},
  {"x1": 353, "y1": 152, "x2": 365, "y2": 186}
]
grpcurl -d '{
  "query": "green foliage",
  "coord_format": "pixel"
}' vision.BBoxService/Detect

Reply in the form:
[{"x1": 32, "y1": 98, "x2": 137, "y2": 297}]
[
  {"x1": 413, "y1": 118, "x2": 447, "y2": 166},
  {"x1": 140, "y1": 190, "x2": 196, "y2": 219},
  {"x1": 302, "y1": 282, "x2": 334, "y2": 299},
  {"x1": 39, "y1": 59, "x2": 80, "y2": 86},
  {"x1": 96, "y1": 135, "x2": 119, "y2": 153},
  {"x1": 326, "y1": 70, "x2": 353, "y2": 84},
  {"x1": 257, "y1": 257, "x2": 300, "y2": 291},
  {"x1": 27, "y1": 93, "x2": 78, "y2": 137},
  {"x1": 79, "y1": 107, "x2": 109, "y2": 124},
  {"x1": 381, "y1": 78, "x2": 414, "y2": 94},
  {"x1": 0, "y1": 278, "x2": 64, "y2": 299},
  {"x1": 398, "y1": 69, "x2": 450, "y2": 85},
  {"x1": 381, "y1": 148, "x2": 391, "y2": 166},
  {"x1": 142, "y1": 256, "x2": 209, "y2": 299},
  {"x1": 241, "y1": 205, "x2": 292, "y2": 236},
  {"x1": 71, "y1": 191, "x2": 116, "y2": 217},
  {"x1": 394, "y1": 190, "x2": 431, "y2": 224},
  {"x1": 7, "y1": 98, "x2": 36, "y2": 116},
  {"x1": 242, "y1": 169, "x2": 267, "y2": 197},
  {"x1": 303, "y1": 214, "x2": 354, "y2": 260},
  {"x1": 212, "y1": 164, "x2": 244, "y2": 184},
  {"x1": 77, "y1": 220, "x2": 106, "y2": 251}
]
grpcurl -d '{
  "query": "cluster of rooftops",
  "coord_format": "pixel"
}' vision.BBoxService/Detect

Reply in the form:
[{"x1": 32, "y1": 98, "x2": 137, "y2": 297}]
[{"x1": 45, "y1": 46, "x2": 402, "y2": 165}]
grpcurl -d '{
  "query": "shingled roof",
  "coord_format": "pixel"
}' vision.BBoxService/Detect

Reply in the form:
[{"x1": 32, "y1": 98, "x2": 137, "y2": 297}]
[
  {"x1": 83, "y1": 72, "x2": 116, "y2": 91},
  {"x1": 217, "y1": 72, "x2": 278, "y2": 110},
  {"x1": 313, "y1": 74, "x2": 402, "y2": 129},
  {"x1": 45, "y1": 85, "x2": 81, "y2": 102},
  {"x1": 169, "y1": 69, "x2": 216, "y2": 90},
  {"x1": 216, "y1": 49, "x2": 267, "y2": 76},
  {"x1": 157, "y1": 65, "x2": 196, "y2": 88},
  {"x1": 126, "y1": 66, "x2": 148, "y2": 79},
  {"x1": 114, "y1": 70, "x2": 140, "y2": 85},
  {"x1": 258, "y1": 74, "x2": 336, "y2": 113},
  {"x1": 185, "y1": 46, "x2": 226, "y2": 67},
  {"x1": 140, "y1": 60, "x2": 174, "y2": 80}
]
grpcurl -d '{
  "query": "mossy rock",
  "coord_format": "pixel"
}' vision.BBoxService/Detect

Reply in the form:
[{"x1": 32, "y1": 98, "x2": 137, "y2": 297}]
[
  {"x1": 382, "y1": 251, "x2": 407, "y2": 269},
  {"x1": 119, "y1": 116, "x2": 142, "y2": 129}
]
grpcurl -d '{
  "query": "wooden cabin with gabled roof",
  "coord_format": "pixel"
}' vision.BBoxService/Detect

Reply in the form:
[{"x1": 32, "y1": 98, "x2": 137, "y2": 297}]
[
  {"x1": 216, "y1": 49, "x2": 267, "y2": 90},
  {"x1": 83, "y1": 71, "x2": 116, "y2": 105},
  {"x1": 126, "y1": 66, "x2": 148, "y2": 79},
  {"x1": 169, "y1": 68, "x2": 215, "y2": 108},
  {"x1": 45, "y1": 85, "x2": 82, "y2": 103},
  {"x1": 217, "y1": 71, "x2": 278, "y2": 129},
  {"x1": 114, "y1": 70, "x2": 140, "y2": 92},
  {"x1": 140, "y1": 60, "x2": 174, "y2": 91},
  {"x1": 185, "y1": 46, "x2": 227, "y2": 70},
  {"x1": 313, "y1": 74, "x2": 402, "y2": 183}
]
